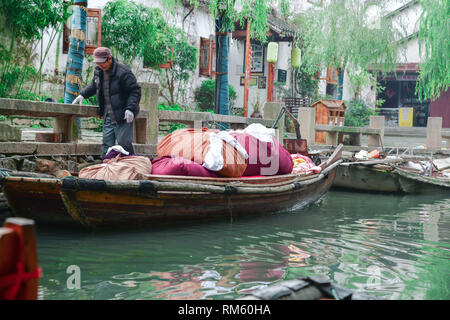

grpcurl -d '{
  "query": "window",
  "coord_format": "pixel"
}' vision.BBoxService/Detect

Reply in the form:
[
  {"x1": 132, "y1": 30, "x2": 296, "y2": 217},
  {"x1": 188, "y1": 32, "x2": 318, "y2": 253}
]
[
  {"x1": 327, "y1": 68, "x2": 338, "y2": 84},
  {"x1": 63, "y1": 8, "x2": 102, "y2": 55},
  {"x1": 199, "y1": 37, "x2": 215, "y2": 77},
  {"x1": 320, "y1": 67, "x2": 338, "y2": 84}
]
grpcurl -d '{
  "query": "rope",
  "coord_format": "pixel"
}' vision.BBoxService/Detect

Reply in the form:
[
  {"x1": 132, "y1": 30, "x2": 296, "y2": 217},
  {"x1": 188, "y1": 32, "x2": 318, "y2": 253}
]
[{"x1": 0, "y1": 229, "x2": 42, "y2": 300}]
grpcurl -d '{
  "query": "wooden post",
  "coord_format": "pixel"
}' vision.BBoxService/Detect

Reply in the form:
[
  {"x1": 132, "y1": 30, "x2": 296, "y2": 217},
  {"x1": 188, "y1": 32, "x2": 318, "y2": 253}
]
[
  {"x1": 426, "y1": 117, "x2": 442, "y2": 150},
  {"x1": 267, "y1": 62, "x2": 275, "y2": 102},
  {"x1": 1, "y1": 217, "x2": 39, "y2": 300},
  {"x1": 368, "y1": 115, "x2": 385, "y2": 147},
  {"x1": 243, "y1": 20, "x2": 251, "y2": 117}
]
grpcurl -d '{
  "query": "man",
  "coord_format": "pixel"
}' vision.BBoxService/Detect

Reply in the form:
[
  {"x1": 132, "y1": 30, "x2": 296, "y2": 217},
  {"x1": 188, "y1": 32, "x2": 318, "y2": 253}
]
[{"x1": 72, "y1": 47, "x2": 141, "y2": 158}]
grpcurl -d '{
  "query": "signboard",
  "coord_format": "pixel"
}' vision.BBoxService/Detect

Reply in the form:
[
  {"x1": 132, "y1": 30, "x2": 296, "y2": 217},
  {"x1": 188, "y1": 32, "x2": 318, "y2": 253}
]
[{"x1": 277, "y1": 69, "x2": 287, "y2": 83}]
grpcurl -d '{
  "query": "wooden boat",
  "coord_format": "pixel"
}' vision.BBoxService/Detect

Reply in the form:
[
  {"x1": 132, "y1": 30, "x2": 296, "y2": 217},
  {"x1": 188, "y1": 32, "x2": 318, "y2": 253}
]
[
  {"x1": 0, "y1": 146, "x2": 342, "y2": 228},
  {"x1": 333, "y1": 157, "x2": 450, "y2": 193}
]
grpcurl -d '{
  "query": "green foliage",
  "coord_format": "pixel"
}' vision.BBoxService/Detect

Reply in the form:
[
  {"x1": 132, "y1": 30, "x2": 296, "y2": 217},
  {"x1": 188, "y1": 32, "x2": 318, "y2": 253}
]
[
  {"x1": 180, "y1": 0, "x2": 290, "y2": 44},
  {"x1": 0, "y1": 0, "x2": 70, "y2": 97},
  {"x1": 0, "y1": 0, "x2": 70, "y2": 42},
  {"x1": 344, "y1": 100, "x2": 377, "y2": 127},
  {"x1": 158, "y1": 32, "x2": 198, "y2": 105},
  {"x1": 416, "y1": 0, "x2": 449, "y2": 101},
  {"x1": 294, "y1": 64, "x2": 320, "y2": 98},
  {"x1": 193, "y1": 79, "x2": 237, "y2": 111},
  {"x1": 158, "y1": 104, "x2": 184, "y2": 111},
  {"x1": 92, "y1": 118, "x2": 103, "y2": 133},
  {"x1": 102, "y1": 0, "x2": 174, "y2": 67},
  {"x1": 169, "y1": 122, "x2": 187, "y2": 133}
]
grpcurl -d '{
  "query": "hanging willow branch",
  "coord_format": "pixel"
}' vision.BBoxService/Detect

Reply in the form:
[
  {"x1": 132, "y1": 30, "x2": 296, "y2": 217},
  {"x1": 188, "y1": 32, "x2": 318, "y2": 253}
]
[{"x1": 416, "y1": 0, "x2": 449, "y2": 102}]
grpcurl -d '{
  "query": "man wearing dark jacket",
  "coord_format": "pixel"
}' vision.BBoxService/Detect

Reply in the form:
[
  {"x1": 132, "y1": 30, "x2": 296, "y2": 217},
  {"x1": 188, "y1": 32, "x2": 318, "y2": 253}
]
[{"x1": 73, "y1": 47, "x2": 141, "y2": 158}]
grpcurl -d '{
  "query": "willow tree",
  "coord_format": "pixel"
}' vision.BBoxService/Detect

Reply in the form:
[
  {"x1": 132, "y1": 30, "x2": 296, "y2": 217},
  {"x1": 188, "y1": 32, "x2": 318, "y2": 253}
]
[
  {"x1": 295, "y1": 0, "x2": 402, "y2": 100},
  {"x1": 0, "y1": 0, "x2": 70, "y2": 98},
  {"x1": 416, "y1": 0, "x2": 449, "y2": 102}
]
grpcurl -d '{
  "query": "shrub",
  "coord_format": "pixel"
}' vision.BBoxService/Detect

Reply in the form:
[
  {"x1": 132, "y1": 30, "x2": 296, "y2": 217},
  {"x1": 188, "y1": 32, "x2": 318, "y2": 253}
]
[
  {"x1": 194, "y1": 79, "x2": 237, "y2": 111},
  {"x1": 344, "y1": 100, "x2": 377, "y2": 127},
  {"x1": 158, "y1": 104, "x2": 184, "y2": 111}
]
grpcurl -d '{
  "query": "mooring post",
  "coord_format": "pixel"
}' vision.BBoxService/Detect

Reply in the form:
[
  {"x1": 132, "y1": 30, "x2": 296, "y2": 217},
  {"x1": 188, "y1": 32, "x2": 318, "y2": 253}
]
[
  {"x1": 263, "y1": 102, "x2": 285, "y2": 144},
  {"x1": 144, "y1": 83, "x2": 159, "y2": 146},
  {"x1": 297, "y1": 107, "x2": 316, "y2": 145},
  {"x1": 426, "y1": 117, "x2": 442, "y2": 150},
  {"x1": 368, "y1": 115, "x2": 385, "y2": 147}
]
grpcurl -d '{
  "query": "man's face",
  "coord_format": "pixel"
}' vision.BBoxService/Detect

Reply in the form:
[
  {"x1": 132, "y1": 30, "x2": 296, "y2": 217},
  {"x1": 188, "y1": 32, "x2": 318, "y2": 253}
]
[{"x1": 96, "y1": 56, "x2": 112, "y2": 71}]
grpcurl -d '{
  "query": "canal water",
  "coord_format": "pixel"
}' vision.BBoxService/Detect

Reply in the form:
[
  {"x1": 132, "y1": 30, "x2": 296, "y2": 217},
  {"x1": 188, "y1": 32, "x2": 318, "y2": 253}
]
[{"x1": 35, "y1": 190, "x2": 450, "y2": 300}]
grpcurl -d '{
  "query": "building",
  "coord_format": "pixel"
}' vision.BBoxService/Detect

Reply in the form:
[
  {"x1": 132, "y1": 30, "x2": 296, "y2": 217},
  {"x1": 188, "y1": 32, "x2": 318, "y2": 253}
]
[
  {"x1": 372, "y1": 0, "x2": 449, "y2": 127},
  {"x1": 31, "y1": 0, "x2": 302, "y2": 117}
]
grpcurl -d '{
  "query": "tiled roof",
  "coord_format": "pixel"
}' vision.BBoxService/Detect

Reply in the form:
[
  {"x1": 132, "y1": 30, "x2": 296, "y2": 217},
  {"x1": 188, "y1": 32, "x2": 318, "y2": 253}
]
[
  {"x1": 267, "y1": 15, "x2": 297, "y2": 37},
  {"x1": 311, "y1": 99, "x2": 347, "y2": 109}
]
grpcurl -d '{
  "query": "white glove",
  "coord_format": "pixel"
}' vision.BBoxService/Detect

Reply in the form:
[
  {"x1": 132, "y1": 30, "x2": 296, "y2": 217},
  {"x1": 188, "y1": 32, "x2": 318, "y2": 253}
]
[
  {"x1": 124, "y1": 110, "x2": 134, "y2": 123},
  {"x1": 72, "y1": 95, "x2": 84, "y2": 105}
]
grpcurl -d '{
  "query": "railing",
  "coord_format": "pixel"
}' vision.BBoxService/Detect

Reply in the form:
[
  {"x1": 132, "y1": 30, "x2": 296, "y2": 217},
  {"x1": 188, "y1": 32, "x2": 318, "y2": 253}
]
[
  {"x1": 296, "y1": 106, "x2": 450, "y2": 152},
  {"x1": 0, "y1": 84, "x2": 285, "y2": 156}
]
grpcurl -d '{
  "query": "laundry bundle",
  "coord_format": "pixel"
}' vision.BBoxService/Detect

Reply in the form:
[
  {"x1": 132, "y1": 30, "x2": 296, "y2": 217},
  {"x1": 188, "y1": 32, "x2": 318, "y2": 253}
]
[
  {"x1": 79, "y1": 145, "x2": 151, "y2": 180},
  {"x1": 291, "y1": 154, "x2": 322, "y2": 175},
  {"x1": 156, "y1": 128, "x2": 248, "y2": 178}
]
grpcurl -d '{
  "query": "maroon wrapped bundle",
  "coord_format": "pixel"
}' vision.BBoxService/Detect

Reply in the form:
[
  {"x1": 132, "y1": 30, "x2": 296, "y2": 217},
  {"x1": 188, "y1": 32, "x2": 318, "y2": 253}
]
[
  {"x1": 230, "y1": 133, "x2": 293, "y2": 176},
  {"x1": 151, "y1": 156, "x2": 219, "y2": 178}
]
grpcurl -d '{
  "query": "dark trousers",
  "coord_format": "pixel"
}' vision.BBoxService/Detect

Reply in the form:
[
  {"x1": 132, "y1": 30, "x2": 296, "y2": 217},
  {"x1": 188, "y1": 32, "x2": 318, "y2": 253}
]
[{"x1": 102, "y1": 114, "x2": 135, "y2": 158}]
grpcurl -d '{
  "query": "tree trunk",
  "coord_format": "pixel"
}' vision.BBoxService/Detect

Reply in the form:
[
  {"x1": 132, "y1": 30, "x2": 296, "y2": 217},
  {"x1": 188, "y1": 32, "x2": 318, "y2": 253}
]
[
  {"x1": 214, "y1": 15, "x2": 230, "y2": 129},
  {"x1": 64, "y1": 0, "x2": 87, "y2": 139}
]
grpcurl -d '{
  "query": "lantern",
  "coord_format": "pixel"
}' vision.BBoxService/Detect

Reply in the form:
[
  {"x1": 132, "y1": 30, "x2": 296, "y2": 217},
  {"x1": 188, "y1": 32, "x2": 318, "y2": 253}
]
[
  {"x1": 267, "y1": 42, "x2": 278, "y2": 63},
  {"x1": 291, "y1": 47, "x2": 301, "y2": 68}
]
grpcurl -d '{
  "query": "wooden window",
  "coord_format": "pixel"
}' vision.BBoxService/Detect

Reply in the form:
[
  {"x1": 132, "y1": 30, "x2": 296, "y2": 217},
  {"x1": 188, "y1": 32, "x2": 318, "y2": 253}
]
[
  {"x1": 319, "y1": 67, "x2": 338, "y2": 84},
  {"x1": 199, "y1": 37, "x2": 215, "y2": 77},
  {"x1": 63, "y1": 8, "x2": 102, "y2": 55},
  {"x1": 327, "y1": 68, "x2": 338, "y2": 84}
]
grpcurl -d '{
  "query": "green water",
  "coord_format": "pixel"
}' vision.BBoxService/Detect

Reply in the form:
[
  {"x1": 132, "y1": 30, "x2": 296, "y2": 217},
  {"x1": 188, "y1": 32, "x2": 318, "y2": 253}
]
[{"x1": 35, "y1": 190, "x2": 450, "y2": 300}]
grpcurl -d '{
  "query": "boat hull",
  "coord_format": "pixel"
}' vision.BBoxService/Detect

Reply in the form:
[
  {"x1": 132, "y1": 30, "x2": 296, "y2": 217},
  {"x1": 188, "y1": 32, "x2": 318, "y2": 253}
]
[
  {"x1": 333, "y1": 164, "x2": 450, "y2": 193},
  {"x1": 333, "y1": 164, "x2": 402, "y2": 192},
  {"x1": 2, "y1": 169, "x2": 337, "y2": 228}
]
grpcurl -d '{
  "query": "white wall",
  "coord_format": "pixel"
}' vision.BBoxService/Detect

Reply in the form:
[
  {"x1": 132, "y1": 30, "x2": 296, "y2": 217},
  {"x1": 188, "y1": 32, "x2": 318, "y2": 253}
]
[{"x1": 228, "y1": 38, "x2": 294, "y2": 116}]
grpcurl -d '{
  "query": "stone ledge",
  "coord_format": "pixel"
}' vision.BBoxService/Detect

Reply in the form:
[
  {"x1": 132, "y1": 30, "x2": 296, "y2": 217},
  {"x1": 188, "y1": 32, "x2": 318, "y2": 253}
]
[{"x1": 0, "y1": 142, "x2": 157, "y2": 156}]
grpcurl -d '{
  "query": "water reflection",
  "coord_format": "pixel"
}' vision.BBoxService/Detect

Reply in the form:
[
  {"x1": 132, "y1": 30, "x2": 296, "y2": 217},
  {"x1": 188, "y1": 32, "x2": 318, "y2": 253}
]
[{"x1": 36, "y1": 191, "x2": 450, "y2": 300}]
